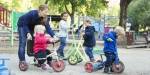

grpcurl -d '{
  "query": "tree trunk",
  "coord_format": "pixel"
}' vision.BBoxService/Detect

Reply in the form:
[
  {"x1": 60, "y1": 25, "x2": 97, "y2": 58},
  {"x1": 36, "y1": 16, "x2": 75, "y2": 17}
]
[
  {"x1": 70, "y1": 14, "x2": 75, "y2": 26},
  {"x1": 119, "y1": 0, "x2": 132, "y2": 29},
  {"x1": 119, "y1": 0, "x2": 127, "y2": 29},
  {"x1": 70, "y1": 5, "x2": 75, "y2": 26},
  {"x1": 65, "y1": 3, "x2": 75, "y2": 27},
  {"x1": 45, "y1": 0, "x2": 49, "y2": 4},
  {"x1": 119, "y1": 0, "x2": 132, "y2": 46}
]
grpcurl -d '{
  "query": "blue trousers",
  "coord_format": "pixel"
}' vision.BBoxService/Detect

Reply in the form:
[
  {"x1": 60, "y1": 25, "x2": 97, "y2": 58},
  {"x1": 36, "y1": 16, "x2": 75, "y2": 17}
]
[
  {"x1": 85, "y1": 47, "x2": 94, "y2": 60},
  {"x1": 104, "y1": 52, "x2": 119, "y2": 67},
  {"x1": 57, "y1": 37, "x2": 66, "y2": 57},
  {"x1": 18, "y1": 27, "x2": 27, "y2": 61}
]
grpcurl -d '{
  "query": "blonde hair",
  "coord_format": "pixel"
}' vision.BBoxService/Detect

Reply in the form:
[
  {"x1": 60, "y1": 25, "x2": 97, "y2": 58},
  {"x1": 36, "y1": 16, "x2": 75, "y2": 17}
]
[
  {"x1": 114, "y1": 26, "x2": 125, "y2": 36},
  {"x1": 84, "y1": 18, "x2": 92, "y2": 24},
  {"x1": 34, "y1": 25, "x2": 46, "y2": 34}
]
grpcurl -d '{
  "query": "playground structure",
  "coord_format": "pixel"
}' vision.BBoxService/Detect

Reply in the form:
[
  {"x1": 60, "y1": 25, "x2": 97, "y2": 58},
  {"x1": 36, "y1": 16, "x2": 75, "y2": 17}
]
[
  {"x1": 0, "y1": 5, "x2": 24, "y2": 47},
  {"x1": 0, "y1": 58, "x2": 10, "y2": 75},
  {"x1": 0, "y1": 5, "x2": 11, "y2": 27}
]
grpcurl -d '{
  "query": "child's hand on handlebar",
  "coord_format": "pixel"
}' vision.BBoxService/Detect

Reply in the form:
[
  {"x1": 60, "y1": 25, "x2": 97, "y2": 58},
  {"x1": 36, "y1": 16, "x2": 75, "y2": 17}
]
[
  {"x1": 27, "y1": 33, "x2": 32, "y2": 40},
  {"x1": 48, "y1": 38, "x2": 54, "y2": 42},
  {"x1": 53, "y1": 36, "x2": 59, "y2": 42},
  {"x1": 47, "y1": 35, "x2": 59, "y2": 43}
]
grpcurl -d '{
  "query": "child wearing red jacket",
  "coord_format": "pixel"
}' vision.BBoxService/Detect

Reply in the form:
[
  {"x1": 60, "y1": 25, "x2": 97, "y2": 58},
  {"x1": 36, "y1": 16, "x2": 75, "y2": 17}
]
[{"x1": 33, "y1": 25, "x2": 54, "y2": 70}]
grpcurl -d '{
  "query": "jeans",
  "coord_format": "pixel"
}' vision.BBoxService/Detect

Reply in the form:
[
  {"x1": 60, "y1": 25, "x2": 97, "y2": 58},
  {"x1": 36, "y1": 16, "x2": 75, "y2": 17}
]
[
  {"x1": 104, "y1": 52, "x2": 119, "y2": 67},
  {"x1": 57, "y1": 37, "x2": 66, "y2": 57},
  {"x1": 85, "y1": 47, "x2": 94, "y2": 60},
  {"x1": 18, "y1": 27, "x2": 27, "y2": 61}
]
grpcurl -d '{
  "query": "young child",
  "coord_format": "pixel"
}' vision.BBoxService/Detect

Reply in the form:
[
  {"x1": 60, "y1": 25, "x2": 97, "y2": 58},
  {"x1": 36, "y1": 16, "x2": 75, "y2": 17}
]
[
  {"x1": 82, "y1": 19, "x2": 96, "y2": 62},
  {"x1": 33, "y1": 24, "x2": 54, "y2": 70},
  {"x1": 57, "y1": 12, "x2": 68, "y2": 59},
  {"x1": 103, "y1": 26, "x2": 125, "y2": 73}
]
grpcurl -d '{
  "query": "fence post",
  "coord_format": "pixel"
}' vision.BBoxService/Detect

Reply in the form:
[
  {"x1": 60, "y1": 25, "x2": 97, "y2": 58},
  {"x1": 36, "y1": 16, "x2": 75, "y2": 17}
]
[{"x1": 11, "y1": 11, "x2": 14, "y2": 47}]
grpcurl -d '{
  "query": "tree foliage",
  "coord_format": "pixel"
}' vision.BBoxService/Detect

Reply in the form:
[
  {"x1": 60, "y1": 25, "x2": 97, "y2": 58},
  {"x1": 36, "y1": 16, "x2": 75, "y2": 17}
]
[
  {"x1": 128, "y1": 0, "x2": 150, "y2": 31},
  {"x1": 0, "y1": 0, "x2": 31, "y2": 12},
  {"x1": 47, "y1": 0, "x2": 107, "y2": 25},
  {"x1": 0, "y1": 0, "x2": 107, "y2": 25},
  {"x1": 84, "y1": 0, "x2": 107, "y2": 17}
]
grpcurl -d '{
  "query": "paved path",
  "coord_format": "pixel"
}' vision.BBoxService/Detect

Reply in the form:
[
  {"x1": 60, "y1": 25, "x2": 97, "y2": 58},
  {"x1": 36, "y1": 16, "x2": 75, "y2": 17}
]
[{"x1": 0, "y1": 48, "x2": 150, "y2": 75}]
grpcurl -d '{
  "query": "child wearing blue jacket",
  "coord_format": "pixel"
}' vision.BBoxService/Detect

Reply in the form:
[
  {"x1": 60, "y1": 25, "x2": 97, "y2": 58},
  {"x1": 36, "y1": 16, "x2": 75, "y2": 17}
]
[
  {"x1": 82, "y1": 19, "x2": 96, "y2": 62},
  {"x1": 103, "y1": 26, "x2": 125, "y2": 73}
]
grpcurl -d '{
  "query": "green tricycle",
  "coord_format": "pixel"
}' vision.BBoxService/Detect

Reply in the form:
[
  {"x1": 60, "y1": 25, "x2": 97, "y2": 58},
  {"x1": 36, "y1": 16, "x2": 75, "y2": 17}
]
[
  {"x1": 65, "y1": 39, "x2": 88, "y2": 65},
  {"x1": 65, "y1": 37, "x2": 102, "y2": 65},
  {"x1": 64, "y1": 25, "x2": 89, "y2": 65},
  {"x1": 65, "y1": 24, "x2": 102, "y2": 65}
]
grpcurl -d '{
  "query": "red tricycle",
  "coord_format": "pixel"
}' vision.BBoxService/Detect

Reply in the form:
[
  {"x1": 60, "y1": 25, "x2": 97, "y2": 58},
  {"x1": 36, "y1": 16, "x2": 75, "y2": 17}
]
[{"x1": 19, "y1": 40, "x2": 65, "y2": 72}]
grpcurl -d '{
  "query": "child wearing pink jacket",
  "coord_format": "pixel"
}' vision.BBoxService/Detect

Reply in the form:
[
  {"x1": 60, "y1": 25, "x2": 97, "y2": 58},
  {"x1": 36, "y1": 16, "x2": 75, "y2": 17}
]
[{"x1": 33, "y1": 25, "x2": 53, "y2": 70}]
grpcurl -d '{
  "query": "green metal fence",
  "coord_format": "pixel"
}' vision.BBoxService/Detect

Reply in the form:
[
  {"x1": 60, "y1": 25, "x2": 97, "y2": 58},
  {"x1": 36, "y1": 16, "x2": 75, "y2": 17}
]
[
  {"x1": 12, "y1": 11, "x2": 24, "y2": 32},
  {"x1": 10, "y1": 11, "x2": 24, "y2": 46}
]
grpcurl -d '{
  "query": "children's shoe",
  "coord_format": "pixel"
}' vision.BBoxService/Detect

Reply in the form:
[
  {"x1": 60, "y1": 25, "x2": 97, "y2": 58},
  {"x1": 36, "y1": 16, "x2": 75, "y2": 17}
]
[
  {"x1": 104, "y1": 67, "x2": 109, "y2": 73},
  {"x1": 47, "y1": 61, "x2": 52, "y2": 67},
  {"x1": 110, "y1": 68, "x2": 114, "y2": 72},
  {"x1": 58, "y1": 56, "x2": 67, "y2": 60},
  {"x1": 34, "y1": 63, "x2": 41, "y2": 67},
  {"x1": 41, "y1": 64, "x2": 47, "y2": 70},
  {"x1": 90, "y1": 58, "x2": 95, "y2": 62},
  {"x1": 19, "y1": 61, "x2": 27, "y2": 65},
  {"x1": 62, "y1": 57, "x2": 67, "y2": 60}
]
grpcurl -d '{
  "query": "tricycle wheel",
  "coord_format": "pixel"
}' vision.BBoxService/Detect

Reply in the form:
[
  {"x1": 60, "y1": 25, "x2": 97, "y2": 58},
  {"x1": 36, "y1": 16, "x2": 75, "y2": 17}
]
[
  {"x1": 112, "y1": 61, "x2": 125, "y2": 73},
  {"x1": 68, "y1": 55, "x2": 78, "y2": 65},
  {"x1": 51, "y1": 60, "x2": 65, "y2": 72},
  {"x1": 84, "y1": 62, "x2": 93, "y2": 73}
]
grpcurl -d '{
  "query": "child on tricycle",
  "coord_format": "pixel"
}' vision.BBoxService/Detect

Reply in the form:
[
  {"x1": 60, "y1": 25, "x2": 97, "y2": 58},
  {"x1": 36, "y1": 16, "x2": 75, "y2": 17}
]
[
  {"x1": 33, "y1": 25, "x2": 54, "y2": 70},
  {"x1": 85, "y1": 26, "x2": 125, "y2": 74},
  {"x1": 19, "y1": 23, "x2": 65, "y2": 72},
  {"x1": 103, "y1": 26, "x2": 125, "y2": 73}
]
